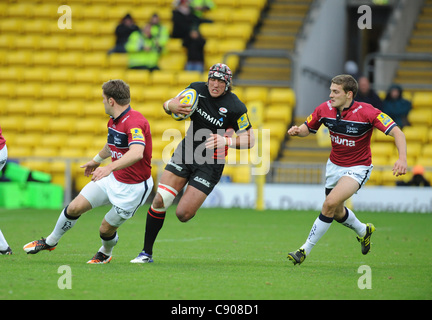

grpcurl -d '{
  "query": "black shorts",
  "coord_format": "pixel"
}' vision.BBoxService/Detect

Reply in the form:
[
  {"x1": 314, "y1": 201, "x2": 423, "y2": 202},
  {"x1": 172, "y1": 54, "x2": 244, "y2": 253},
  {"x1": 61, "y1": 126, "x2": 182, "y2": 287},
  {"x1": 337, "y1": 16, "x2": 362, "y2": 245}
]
[{"x1": 165, "y1": 141, "x2": 225, "y2": 195}]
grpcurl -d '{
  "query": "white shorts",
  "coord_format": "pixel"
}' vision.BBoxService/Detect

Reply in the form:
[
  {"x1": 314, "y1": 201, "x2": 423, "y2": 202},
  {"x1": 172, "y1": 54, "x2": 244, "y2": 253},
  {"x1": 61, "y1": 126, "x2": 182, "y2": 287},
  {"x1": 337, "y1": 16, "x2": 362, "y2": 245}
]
[
  {"x1": 0, "y1": 145, "x2": 7, "y2": 171},
  {"x1": 325, "y1": 159, "x2": 373, "y2": 192},
  {"x1": 80, "y1": 173, "x2": 153, "y2": 227}
]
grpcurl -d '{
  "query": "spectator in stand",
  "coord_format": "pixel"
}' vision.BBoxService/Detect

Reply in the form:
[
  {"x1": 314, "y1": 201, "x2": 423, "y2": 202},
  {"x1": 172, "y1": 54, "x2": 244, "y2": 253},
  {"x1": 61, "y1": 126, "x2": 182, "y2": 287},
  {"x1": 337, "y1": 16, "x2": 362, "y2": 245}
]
[
  {"x1": 183, "y1": 28, "x2": 206, "y2": 72},
  {"x1": 355, "y1": 76, "x2": 383, "y2": 110},
  {"x1": 397, "y1": 165, "x2": 430, "y2": 187},
  {"x1": 149, "y1": 13, "x2": 170, "y2": 55},
  {"x1": 171, "y1": 0, "x2": 201, "y2": 40},
  {"x1": 108, "y1": 13, "x2": 139, "y2": 55},
  {"x1": 190, "y1": 0, "x2": 215, "y2": 20},
  {"x1": 381, "y1": 84, "x2": 412, "y2": 129},
  {"x1": 125, "y1": 24, "x2": 160, "y2": 71}
]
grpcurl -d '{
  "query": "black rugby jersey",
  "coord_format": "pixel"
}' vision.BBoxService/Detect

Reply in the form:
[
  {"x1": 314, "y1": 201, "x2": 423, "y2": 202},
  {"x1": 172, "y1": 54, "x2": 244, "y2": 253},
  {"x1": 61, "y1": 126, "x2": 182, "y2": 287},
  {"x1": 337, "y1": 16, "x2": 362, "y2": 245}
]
[{"x1": 183, "y1": 82, "x2": 252, "y2": 159}]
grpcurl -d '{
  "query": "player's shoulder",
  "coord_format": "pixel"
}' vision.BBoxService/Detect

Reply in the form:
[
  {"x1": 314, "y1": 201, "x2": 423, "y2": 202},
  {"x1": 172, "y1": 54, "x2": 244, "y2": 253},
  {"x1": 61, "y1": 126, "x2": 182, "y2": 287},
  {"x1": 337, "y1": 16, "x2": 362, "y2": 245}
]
[
  {"x1": 352, "y1": 100, "x2": 381, "y2": 116},
  {"x1": 124, "y1": 107, "x2": 150, "y2": 126},
  {"x1": 188, "y1": 81, "x2": 207, "y2": 94},
  {"x1": 224, "y1": 91, "x2": 247, "y2": 114}
]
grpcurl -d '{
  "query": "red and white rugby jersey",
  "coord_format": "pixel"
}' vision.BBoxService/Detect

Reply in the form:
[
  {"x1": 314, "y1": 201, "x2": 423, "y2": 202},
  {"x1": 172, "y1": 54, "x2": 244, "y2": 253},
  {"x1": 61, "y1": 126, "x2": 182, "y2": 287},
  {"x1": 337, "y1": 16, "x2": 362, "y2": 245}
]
[
  {"x1": 305, "y1": 100, "x2": 397, "y2": 167},
  {"x1": 0, "y1": 124, "x2": 6, "y2": 150},
  {"x1": 107, "y1": 106, "x2": 152, "y2": 184}
]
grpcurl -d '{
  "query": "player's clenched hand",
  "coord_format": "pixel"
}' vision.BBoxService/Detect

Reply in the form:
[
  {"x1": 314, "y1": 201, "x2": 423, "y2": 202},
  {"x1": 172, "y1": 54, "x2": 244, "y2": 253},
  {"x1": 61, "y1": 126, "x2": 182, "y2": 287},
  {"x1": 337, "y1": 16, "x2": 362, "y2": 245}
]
[
  {"x1": 205, "y1": 134, "x2": 225, "y2": 149},
  {"x1": 90, "y1": 166, "x2": 112, "y2": 181},
  {"x1": 80, "y1": 160, "x2": 100, "y2": 177},
  {"x1": 169, "y1": 95, "x2": 192, "y2": 115},
  {"x1": 287, "y1": 125, "x2": 301, "y2": 136},
  {"x1": 392, "y1": 159, "x2": 407, "y2": 177}
]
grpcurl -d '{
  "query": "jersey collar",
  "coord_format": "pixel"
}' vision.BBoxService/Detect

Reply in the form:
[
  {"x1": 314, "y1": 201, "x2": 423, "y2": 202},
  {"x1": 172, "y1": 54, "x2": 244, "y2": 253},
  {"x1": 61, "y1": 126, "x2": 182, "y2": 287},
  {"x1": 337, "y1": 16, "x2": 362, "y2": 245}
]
[{"x1": 111, "y1": 106, "x2": 131, "y2": 122}]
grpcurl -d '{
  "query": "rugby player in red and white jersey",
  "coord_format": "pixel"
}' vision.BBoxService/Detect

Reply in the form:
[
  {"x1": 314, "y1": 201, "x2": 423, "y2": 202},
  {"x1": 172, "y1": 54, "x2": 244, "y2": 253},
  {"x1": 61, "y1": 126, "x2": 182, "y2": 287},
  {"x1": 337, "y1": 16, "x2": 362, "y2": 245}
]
[
  {"x1": 23, "y1": 80, "x2": 153, "y2": 264},
  {"x1": 0, "y1": 124, "x2": 12, "y2": 255},
  {"x1": 287, "y1": 74, "x2": 407, "y2": 265}
]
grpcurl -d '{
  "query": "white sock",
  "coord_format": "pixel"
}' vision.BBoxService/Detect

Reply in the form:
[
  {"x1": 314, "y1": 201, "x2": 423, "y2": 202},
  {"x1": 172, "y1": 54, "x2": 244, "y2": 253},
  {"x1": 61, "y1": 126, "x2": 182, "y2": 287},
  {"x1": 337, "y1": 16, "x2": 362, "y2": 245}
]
[
  {"x1": 46, "y1": 206, "x2": 79, "y2": 246},
  {"x1": 301, "y1": 213, "x2": 333, "y2": 256},
  {"x1": 0, "y1": 229, "x2": 9, "y2": 251},
  {"x1": 338, "y1": 207, "x2": 366, "y2": 237},
  {"x1": 99, "y1": 232, "x2": 118, "y2": 256}
]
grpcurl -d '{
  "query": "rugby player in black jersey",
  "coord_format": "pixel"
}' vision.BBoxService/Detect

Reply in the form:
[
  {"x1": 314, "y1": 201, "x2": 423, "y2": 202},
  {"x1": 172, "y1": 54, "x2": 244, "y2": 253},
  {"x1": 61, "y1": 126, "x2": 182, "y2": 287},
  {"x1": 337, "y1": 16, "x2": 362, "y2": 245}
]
[{"x1": 131, "y1": 63, "x2": 255, "y2": 263}]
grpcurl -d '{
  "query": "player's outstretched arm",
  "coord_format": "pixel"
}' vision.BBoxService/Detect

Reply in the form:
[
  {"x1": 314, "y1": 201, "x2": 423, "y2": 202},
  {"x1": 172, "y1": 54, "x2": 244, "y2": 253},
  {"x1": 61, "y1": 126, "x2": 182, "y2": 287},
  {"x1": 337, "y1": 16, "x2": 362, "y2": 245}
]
[
  {"x1": 388, "y1": 126, "x2": 408, "y2": 177},
  {"x1": 81, "y1": 143, "x2": 111, "y2": 177},
  {"x1": 288, "y1": 123, "x2": 310, "y2": 137}
]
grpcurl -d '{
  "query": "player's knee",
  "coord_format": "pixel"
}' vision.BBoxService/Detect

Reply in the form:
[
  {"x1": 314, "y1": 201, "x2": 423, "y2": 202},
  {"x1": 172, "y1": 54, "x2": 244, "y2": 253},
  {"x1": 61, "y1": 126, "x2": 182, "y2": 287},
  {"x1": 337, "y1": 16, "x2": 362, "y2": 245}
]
[
  {"x1": 322, "y1": 197, "x2": 340, "y2": 217},
  {"x1": 152, "y1": 184, "x2": 178, "y2": 211},
  {"x1": 176, "y1": 208, "x2": 196, "y2": 223}
]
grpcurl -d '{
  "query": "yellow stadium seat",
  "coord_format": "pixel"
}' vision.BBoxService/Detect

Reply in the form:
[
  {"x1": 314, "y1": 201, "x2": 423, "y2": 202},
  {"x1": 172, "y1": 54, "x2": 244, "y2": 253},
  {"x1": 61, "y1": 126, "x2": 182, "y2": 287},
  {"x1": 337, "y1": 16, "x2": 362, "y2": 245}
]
[
  {"x1": 176, "y1": 71, "x2": 202, "y2": 87},
  {"x1": 41, "y1": 135, "x2": 67, "y2": 149},
  {"x1": 14, "y1": 35, "x2": 40, "y2": 50},
  {"x1": 6, "y1": 3, "x2": 33, "y2": 18},
  {"x1": 5, "y1": 99, "x2": 32, "y2": 116},
  {"x1": 237, "y1": 0, "x2": 267, "y2": 9},
  {"x1": 224, "y1": 23, "x2": 253, "y2": 41},
  {"x1": 151, "y1": 70, "x2": 176, "y2": 86},
  {"x1": 200, "y1": 23, "x2": 225, "y2": 39},
  {"x1": 39, "y1": 36, "x2": 66, "y2": 51},
  {"x1": 416, "y1": 156, "x2": 432, "y2": 168},
  {"x1": 0, "y1": 116, "x2": 24, "y2": 132},
  {"x1": 371, "y1": 155, "x2": 389, "y2": 166},
  {"x1": 32, "y1": 147, "x2": 58, "y2": 158},
  {"x1": 56, "y1": 52, "x2": 83, "y2": 67},
  {"x1": 0, "y1": 83, "x2": 15, "y2": 98},
  {"x1": 268, "y1": 88, "x2": 296, "y2": 107},
  {"x1": 7, "y1": 146, "x2": 32, "y2": 158},
  {"x1": 142, "y1": 86, "x2": 169, "y2": 103},
  {"x1": 15, "y1": 83, "x2": 42, "y2": 99},
  {"x1": 40, "y1": 84, "x2": 67, "y2": 100},
  {"x1": 13, "y1": 134, "x2": 43, "y2": 149},
  {"x1": 232, "y1": 8, "x2": 260, "y2": 24},
  {"x1": 32, "y1": 101, "x2": 58, "y2": 116},
  {"x1": 367, "y1": 170, "x2": 382, "y2": 185},
  {"x1": 64, "y1": 36, "x2": 92, "y2": 52},
  {"x1": 406, "y1": 142, "x2": 423, "y2": 158},
  {"x1": 205, "y1": 8, "x2": 232, "y2": 23},
  {"x1": 124, "y1": 69, "x2": 151, "y2": 85},
  {"x1": 23, "y1": 67, "x2": 50, "y2": 83},
  {"x1": 158, "y1": 54, "x2": 186, "y2": 71},
  {"x1": 243, "y1": 87, "x2": 268, "y2": 104},
  {"x1": 107, "y1": 53, "x2": 128, "y2": 69},
  {"x1": 7, "y1": 50, "x2": 33, "y2": 66},
  {"x1": 65, "y1": 84, "x2": 93, "y2": 100},
  {"x1": 48, "y1": 117, "x2": 76, "y2": 134},
  {"x1": 371, "y1": 142, "x2": 396, "y2": 157},
  {"x1": 403, "y1": 126, "x2": 428, "y2": 143},
  {"x1": 422, "y1": 144, "x2": 432, "y2": 157},
  {"x1": 265, "y1": 105, "x2": 292, "y2": 124},
  {"x1": 232, "y1": 165, "x2": 251, "y2": 183},
  {"x1": 407, "y1": 109, "x2": 432, "y2": 126},
  {"x1": 263, "y1": 120, "x2": 287, "y2": 142},
  {"x1": 412, "y1": 92, "x2": 432, "y2": 109},
  {"x1": 32, "y1": 51, "x2": 58, "y2": 67},
  {"x1": 380, "y1": 170, "x2": 406, "y2": 186}
]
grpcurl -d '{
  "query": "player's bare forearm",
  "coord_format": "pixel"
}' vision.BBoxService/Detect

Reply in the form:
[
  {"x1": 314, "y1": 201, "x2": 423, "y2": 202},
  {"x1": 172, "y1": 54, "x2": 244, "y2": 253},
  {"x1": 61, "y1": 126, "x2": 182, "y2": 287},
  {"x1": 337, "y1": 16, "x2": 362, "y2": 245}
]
[
  {"x1": 91, "y1": 144, "x2": 144, "y2": 181},
  {"x1": 388, "y1": 126, "x2": 407, "y2": 176},
  {"x1": 287, "y1": 124, "x2": 310, "y2": 137},
  {"x1": 232, "y1": 128, "x2": 255, "y2": 149}
]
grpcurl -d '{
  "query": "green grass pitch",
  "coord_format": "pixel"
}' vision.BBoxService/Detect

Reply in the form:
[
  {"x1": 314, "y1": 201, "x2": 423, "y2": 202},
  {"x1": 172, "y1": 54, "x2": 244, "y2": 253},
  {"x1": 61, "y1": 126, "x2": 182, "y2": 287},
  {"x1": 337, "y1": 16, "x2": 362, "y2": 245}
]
[{"x1": 0, "y1": 206, "x2": 431, "y2": 300}]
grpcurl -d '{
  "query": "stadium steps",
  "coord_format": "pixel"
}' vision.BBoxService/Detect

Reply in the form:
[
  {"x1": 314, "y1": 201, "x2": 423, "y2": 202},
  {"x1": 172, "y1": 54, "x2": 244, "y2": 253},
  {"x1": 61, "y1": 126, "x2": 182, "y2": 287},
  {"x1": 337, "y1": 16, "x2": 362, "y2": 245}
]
[
  {"x1": 394, "y1": 0, "x2": 432, "y2": 90},
  {"x1": 279, "y1": 132, "x2": 330, "y2": 164},
  {"x1": 236, "y1": 0, "x2": 312, "y2": 83}
]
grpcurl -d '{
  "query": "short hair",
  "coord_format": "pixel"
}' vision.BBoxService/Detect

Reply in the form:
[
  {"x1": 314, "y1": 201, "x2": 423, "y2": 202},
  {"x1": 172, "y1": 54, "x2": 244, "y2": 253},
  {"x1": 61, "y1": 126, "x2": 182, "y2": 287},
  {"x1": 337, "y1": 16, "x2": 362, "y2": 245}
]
[
  {"x1": 102, "y1": 79, "x2": 131, "y2": 106},
  {"x1": 331, "y1": 74, "x2": 358, "y2": 98}
]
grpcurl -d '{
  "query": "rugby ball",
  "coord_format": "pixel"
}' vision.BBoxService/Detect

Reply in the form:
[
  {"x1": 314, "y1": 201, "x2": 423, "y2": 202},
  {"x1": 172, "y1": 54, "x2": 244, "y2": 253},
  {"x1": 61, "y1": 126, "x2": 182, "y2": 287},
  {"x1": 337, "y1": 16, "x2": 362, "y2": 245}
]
[{"x1": 171, "y1": 88, "x2": 199, "y2": 121}]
